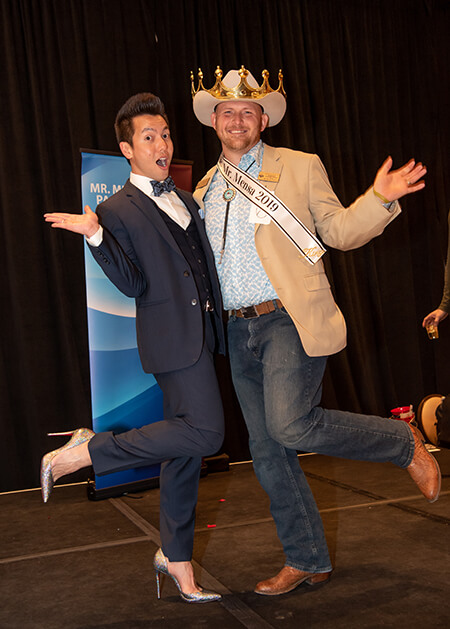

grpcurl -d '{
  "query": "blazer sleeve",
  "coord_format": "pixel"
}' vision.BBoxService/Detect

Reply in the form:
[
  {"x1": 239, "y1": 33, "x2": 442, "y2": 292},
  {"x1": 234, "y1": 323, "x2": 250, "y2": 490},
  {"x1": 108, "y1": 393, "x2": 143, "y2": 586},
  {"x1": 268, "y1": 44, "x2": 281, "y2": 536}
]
[
  {"x1": 307, "y1": 155, "x2": 402, "y2": 251},
  {"x1": 88, "y1": 205, "x2": 147, "y2": 298}
]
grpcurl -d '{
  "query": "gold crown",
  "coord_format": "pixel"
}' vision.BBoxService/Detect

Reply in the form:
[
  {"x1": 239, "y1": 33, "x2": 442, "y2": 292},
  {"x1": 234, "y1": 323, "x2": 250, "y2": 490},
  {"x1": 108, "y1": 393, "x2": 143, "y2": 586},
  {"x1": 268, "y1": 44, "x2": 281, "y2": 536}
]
[{"x1": 190, "y1": 65, "x2": 286, "y2": 101}]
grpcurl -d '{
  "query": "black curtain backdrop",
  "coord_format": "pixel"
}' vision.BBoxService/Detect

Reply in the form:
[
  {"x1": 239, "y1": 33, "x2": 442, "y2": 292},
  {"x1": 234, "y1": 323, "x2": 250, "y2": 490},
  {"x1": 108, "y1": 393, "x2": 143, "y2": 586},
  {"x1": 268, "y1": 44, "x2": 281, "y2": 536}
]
[{"x1": 1, "y1": 0, "x2": 449, "y2": 491}]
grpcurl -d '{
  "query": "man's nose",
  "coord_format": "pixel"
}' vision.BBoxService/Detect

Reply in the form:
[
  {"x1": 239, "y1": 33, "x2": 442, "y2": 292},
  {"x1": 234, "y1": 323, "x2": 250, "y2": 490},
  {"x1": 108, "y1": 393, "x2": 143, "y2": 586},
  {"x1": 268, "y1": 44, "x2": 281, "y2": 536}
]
[
  {"x1": 230, "y1": 112, "x2": 244, "y2": 123},
  {"x1": 156, "y1": 135, "x2": 169, "y2": 149}
]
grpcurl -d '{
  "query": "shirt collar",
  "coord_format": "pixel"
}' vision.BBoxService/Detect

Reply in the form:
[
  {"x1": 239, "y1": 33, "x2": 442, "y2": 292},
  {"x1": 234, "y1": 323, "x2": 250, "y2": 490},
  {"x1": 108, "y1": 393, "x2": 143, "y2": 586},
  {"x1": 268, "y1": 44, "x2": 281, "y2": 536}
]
[
  {"x1": 130, "y1": 171, "x2": 156, "y2": 197},
  {"x1": 238, "y1": 140, "x2": 264, "y2": 170}
]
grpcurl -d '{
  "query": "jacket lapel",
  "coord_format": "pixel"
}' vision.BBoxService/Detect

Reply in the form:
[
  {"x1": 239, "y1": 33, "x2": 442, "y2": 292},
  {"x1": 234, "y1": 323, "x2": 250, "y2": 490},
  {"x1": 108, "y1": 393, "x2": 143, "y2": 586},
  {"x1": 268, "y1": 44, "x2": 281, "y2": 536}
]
[
  {"x1": 123, "y1": 180, "x2": 183, "y2": 255},
  {"x1": 177, "y1": 188, "x2": 217, "y2": 266},
  {"x1": 259, "y1": 145, "x2": 283, "y2": 192},
  {"x1": 254, "y1": 145, "x2": 283, "y2": 235}
]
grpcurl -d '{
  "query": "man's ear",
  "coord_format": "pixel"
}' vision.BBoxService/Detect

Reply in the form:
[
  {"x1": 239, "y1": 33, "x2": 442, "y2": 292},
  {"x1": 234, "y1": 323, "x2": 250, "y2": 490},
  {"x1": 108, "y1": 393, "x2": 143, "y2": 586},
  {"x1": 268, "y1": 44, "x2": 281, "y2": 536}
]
[
  {"x1": 119, "y1": 141, "x2": 133, "y2": 160},
  {"x1": 261, "y1": 113, "x2": 269, "y2": 133},
  {"x1": 210, "y1": 112, "x2": 217, "y2": 130}
]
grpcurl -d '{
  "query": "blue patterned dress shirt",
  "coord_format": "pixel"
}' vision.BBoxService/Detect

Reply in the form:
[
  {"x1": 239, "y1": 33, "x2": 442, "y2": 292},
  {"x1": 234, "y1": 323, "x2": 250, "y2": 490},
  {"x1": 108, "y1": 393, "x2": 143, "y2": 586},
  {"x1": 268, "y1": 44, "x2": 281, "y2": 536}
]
[{"x1": 204, "y1": 141, "x2": 279, "y2": 310}]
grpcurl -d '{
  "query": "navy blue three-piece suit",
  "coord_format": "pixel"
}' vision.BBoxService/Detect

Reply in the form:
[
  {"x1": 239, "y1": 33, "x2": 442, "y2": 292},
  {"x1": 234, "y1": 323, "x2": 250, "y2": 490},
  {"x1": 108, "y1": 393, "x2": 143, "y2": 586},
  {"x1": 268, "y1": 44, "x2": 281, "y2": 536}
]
[{"x1": 87, "y1": 180, "x2": 225, "y2": 561}]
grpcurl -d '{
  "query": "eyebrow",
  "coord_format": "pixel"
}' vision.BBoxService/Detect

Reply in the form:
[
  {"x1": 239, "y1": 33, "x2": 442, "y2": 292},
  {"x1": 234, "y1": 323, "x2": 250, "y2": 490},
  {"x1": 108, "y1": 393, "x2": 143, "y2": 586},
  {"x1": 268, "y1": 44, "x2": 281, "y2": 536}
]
[{"x1": 140, "y1": 126, "x2": 169, "y2": 134}]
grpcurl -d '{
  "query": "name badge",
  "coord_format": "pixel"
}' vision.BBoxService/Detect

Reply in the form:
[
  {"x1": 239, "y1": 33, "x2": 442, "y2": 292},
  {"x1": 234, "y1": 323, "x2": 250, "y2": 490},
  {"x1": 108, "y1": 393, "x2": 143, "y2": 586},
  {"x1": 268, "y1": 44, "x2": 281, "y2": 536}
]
[{"x1": 258, "y1": 172, "x2": 280, "y2": 183}]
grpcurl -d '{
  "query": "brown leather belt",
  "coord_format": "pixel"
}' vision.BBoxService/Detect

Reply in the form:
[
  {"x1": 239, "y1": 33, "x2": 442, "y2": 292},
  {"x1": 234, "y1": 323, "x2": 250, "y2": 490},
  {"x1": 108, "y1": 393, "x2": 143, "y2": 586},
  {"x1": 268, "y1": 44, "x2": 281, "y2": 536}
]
[{"x1": 229, "y1": 299, "x2": 283, "y2": 319}]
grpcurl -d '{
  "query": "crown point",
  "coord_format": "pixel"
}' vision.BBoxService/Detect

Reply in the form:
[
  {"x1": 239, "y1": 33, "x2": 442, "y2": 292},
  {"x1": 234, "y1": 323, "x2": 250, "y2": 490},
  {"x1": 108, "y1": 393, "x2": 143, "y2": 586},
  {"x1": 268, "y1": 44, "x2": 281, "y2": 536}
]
[
  {"x1": 277, "y1": 69, "x2": 286, "y2": 96},
  {"x1": 190, "y1": 65, "x2": 286, "y2": 106}
]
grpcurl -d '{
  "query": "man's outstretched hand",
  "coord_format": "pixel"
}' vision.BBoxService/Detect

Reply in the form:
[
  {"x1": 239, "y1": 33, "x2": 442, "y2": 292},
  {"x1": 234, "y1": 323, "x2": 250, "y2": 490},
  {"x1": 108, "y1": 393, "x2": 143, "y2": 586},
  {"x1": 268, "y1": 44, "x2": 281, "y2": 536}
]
[
  {"x1": 44, "y1": 205, "x2": 99, "y2": 239},
  {"x1": 373, "y1": 156, "x2": 427, "y2": 203}
]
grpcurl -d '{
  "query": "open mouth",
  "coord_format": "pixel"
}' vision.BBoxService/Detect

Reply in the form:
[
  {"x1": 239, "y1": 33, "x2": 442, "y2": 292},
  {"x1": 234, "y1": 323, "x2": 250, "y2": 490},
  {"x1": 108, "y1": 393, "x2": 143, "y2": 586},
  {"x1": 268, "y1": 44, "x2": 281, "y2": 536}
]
[{"x1": 156, "y1": 157, "x2": 168, "y2": 167}]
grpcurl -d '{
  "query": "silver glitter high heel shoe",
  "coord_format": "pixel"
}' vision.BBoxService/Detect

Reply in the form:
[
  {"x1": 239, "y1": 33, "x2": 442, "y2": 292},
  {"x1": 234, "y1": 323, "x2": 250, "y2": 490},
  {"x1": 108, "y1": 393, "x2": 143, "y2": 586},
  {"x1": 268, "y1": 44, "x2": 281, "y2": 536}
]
[
  {"x1": 153, "y1": 548, "x2": 222, "y2": 603},
  {"x1": 40, "y1": 428, "x2": 95, "y2": 503}
]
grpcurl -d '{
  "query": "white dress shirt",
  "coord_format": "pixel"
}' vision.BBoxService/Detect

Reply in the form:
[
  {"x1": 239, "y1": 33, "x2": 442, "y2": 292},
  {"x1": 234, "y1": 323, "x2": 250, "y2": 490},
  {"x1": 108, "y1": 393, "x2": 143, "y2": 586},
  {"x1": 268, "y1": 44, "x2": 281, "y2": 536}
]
[{"x1": 87, "y1": 171, "x2": 191, "y2": 246}]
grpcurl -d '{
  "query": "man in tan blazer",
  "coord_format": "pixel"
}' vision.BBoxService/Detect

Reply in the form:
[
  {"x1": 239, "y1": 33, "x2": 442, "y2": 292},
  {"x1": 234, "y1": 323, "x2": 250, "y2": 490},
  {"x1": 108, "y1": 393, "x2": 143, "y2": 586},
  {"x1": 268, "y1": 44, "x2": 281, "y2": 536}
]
[{"x1": 191, "y1": 66, "x2": 440, "y2": 595}]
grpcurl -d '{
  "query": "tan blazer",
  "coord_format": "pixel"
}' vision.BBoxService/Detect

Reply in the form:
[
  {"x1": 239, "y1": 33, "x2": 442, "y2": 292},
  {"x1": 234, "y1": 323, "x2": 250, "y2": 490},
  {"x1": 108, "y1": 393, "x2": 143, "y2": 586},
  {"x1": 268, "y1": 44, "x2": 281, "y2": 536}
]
[{"x1": 194, "y1": 144, "x2": 401, "y2": 357}]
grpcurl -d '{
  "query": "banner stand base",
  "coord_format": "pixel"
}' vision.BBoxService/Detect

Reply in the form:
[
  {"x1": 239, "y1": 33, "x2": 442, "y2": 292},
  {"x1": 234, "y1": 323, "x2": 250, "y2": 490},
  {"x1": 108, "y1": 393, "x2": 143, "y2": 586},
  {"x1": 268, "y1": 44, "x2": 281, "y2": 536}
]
[
  {"x1": 86, "y1": 453, "x2": 230, "y2": 501},
  {"x1": 203, "y1": 453, "x2": 230, "y2": 474},
  {"x1": 86, "y1": 476, "x2": 159, "y2": 501}
]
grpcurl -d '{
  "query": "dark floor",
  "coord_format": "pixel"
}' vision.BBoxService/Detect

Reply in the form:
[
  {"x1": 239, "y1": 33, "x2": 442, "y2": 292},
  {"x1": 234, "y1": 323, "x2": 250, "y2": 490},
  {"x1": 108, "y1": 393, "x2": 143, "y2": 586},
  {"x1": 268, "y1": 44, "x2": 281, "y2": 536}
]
[{"x1": 1, "y1": 448, "x2": 449, "y2": 629}]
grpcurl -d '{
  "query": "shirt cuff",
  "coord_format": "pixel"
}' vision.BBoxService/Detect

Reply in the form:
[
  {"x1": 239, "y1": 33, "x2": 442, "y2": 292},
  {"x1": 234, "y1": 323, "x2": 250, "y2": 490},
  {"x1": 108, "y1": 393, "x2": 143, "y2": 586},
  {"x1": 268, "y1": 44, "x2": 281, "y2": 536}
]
[
  {"x1": 373, "y1": 188, "x2": 396, "y2": 213},
  {"x1": 382, "y1": 200, "x2": 396, "y2": 213},
  {"x1": 86, "y1": 225, "x2": 103, "y2": 247}
]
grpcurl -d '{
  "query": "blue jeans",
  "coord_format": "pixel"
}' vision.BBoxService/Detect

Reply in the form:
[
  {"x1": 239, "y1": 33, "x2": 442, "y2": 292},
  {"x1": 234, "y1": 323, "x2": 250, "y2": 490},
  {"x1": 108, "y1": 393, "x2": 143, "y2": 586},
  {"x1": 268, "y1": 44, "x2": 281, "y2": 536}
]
[{"x1": 228, "y1": 304, "x2": 414, "y2": 573}]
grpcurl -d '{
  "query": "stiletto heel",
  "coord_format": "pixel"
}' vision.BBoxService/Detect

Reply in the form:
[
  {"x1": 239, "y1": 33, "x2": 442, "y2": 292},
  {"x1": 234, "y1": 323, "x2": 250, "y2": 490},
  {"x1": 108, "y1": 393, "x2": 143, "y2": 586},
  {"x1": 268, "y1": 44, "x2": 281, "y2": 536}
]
[
  {"x1": 40, "y1": 428, "x2": 95, "y2": 503},
  {"x1": 153, "y1": 548, "x2": 221, "y2": 603},
  {"x1": 155, "y1": 570, "x2": 161, "y2": 599}
]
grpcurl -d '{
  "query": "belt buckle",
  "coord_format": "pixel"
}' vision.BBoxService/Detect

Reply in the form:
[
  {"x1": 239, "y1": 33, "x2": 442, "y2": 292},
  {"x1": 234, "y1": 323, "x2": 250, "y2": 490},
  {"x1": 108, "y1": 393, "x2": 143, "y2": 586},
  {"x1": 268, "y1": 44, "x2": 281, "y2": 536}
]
[{"x1": 241, "y1": 305, "x2": 259, "y2": 319}]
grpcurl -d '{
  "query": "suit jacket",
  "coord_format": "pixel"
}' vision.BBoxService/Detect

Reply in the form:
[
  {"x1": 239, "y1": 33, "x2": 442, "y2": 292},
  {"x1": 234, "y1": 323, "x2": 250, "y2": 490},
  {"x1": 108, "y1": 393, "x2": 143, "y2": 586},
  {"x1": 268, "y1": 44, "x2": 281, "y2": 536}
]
[
  {"x1": 88, "y1": 180, "x2": 225, "y2": 374},
  {"x1": 194, "y1": 144, "x2": 401, "y2": 358}
]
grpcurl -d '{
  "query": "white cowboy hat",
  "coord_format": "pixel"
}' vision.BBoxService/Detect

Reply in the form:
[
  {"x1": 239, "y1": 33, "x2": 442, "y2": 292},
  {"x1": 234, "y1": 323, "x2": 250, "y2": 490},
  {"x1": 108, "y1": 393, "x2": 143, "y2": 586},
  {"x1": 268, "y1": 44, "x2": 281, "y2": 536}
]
[{"x1": 192, "y1": 67, "x2": 286, "y2": 128}]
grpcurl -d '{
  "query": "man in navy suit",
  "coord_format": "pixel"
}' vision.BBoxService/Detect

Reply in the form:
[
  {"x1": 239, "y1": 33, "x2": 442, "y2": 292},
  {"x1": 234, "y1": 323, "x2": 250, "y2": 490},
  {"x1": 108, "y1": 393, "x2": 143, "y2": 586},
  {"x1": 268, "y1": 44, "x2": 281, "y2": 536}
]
[{"x1": 44, "y1": 93, "x2": 224, "y2": 600}]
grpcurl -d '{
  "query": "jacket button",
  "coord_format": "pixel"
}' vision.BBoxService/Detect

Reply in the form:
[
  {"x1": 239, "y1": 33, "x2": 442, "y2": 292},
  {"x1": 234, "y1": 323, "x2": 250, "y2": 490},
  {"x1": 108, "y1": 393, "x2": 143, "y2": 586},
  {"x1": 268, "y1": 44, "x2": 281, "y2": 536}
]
[
  {"x1": 191, "y1": 299, "x2": 198, "y2": 306},
  {"x1": 184, "y1": 270, "x2": 190, "y2": 277}
]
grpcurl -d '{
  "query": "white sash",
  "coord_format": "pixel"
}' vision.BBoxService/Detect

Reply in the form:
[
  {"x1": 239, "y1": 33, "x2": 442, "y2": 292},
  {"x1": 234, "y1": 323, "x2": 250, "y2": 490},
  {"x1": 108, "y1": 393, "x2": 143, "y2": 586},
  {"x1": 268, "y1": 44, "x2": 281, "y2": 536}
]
[{"x1": 217, "y1": 155, "x2": 326, "y2": 265}]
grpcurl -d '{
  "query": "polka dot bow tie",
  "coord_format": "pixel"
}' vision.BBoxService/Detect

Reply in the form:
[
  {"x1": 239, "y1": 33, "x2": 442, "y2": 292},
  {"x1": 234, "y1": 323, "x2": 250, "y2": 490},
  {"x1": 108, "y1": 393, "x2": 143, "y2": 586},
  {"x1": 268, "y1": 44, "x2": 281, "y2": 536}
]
[{"x1": 151, "y1": 176, "x2": 176, "y2": 196}]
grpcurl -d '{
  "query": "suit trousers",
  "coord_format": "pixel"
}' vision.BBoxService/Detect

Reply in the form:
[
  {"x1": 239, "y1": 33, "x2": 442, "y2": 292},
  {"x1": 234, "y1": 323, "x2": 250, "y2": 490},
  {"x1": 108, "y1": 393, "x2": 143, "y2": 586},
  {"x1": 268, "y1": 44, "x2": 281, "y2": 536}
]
[{"x1": 88, "y1": 313, "x2": 224, "y2": 561}]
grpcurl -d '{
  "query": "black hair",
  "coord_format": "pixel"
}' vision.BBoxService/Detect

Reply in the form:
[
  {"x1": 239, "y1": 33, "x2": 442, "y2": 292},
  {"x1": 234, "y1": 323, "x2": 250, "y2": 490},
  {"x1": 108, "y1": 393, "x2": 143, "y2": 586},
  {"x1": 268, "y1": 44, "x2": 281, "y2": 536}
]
[{"x1": 114, "y1": 93, "x2": 169, "y2": 145}]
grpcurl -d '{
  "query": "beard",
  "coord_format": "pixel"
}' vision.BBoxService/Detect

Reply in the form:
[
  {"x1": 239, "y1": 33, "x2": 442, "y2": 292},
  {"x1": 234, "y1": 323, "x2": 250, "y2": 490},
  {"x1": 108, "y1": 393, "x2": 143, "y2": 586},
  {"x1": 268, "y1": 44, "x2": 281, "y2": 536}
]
[{"x1": 217, "y1": 127, "x2": 260, "y2": 156}]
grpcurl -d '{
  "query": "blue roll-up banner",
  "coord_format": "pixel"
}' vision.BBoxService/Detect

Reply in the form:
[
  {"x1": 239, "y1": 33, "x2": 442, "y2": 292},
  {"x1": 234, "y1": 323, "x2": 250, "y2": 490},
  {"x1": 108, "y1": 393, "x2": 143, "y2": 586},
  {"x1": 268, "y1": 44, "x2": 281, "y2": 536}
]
[{"x1": 81, "y1": 150, "x2": 162, "y2": 491}]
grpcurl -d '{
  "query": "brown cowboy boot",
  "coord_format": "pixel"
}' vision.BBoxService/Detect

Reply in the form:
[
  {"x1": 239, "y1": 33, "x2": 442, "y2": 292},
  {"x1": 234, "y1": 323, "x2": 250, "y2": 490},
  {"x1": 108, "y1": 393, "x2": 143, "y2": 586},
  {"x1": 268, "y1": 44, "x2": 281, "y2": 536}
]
[
  {"x1": 407, "y1": 425, "x2": 441, "y2": 502},
  {"x1": 255, "y1": 566, "x2": 331, "y2": 596}
]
